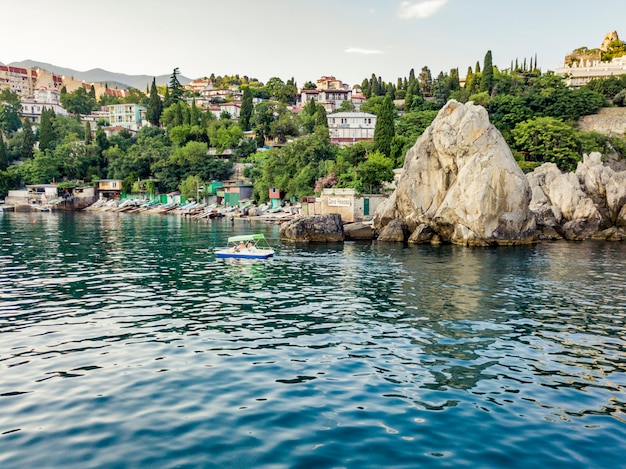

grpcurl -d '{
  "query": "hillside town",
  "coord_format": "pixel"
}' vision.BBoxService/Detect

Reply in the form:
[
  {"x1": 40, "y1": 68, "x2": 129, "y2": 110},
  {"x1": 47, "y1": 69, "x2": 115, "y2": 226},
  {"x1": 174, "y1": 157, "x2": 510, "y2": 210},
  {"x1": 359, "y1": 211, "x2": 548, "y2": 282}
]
[{"x1": 1, "y1": 30, "x2": 626, "y2": 234}]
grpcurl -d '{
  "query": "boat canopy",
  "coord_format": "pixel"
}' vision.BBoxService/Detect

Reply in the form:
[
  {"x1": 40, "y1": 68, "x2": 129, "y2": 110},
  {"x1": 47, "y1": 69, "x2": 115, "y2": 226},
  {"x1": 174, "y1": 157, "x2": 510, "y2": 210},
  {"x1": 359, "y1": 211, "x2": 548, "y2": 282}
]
[{"x1": 226, "y1": 234, "x2": 267, "y2": 243}]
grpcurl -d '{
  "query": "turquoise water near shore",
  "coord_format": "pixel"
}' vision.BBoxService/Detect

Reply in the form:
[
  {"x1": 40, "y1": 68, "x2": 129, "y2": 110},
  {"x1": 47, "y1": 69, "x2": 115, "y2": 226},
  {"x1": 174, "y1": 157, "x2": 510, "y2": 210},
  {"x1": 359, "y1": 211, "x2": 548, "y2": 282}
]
[{"x1": 1, "y1": 211, "x2": 625, "y2": 468}]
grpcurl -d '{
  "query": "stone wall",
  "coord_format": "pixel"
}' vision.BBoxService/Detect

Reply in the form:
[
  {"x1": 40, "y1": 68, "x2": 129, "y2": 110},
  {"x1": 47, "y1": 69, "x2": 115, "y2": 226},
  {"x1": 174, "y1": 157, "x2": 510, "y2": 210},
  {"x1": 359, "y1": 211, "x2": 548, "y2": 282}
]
[{"x1": 578, "y1": 107, "x2": 626, "y2": 137}]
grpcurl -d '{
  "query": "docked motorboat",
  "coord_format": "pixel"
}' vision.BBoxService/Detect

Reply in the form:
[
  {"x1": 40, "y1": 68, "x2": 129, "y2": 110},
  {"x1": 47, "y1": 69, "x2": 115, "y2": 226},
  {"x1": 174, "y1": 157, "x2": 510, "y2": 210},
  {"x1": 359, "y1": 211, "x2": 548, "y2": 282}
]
[{"x1": 215, "y1": 234, "x2": 274, "y2": 259}]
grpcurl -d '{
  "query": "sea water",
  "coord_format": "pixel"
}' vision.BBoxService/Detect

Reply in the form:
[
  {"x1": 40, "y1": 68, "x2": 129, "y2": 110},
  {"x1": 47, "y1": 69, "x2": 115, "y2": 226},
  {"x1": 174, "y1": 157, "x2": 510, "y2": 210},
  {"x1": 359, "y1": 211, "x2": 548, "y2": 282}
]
[{"x1": 1, "y1": 211, "x2": 625, "y2": 468}]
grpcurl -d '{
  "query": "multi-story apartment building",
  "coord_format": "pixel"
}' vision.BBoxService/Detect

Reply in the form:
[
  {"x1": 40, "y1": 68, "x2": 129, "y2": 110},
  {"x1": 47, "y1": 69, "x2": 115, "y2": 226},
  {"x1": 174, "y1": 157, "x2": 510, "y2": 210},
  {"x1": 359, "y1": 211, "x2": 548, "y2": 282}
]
[
  {"x1": 0, "y1": 66, "x2": 64, "y2": 97},
  {"x1": 0, "y1": 66, "x2": 37, "y2": 96},
  {"x1": 327, "y1": 112, "x2": 377, "y2": 147},
  {"x1": 103, "y1": 103, "x2": 146, "y2": 131}
]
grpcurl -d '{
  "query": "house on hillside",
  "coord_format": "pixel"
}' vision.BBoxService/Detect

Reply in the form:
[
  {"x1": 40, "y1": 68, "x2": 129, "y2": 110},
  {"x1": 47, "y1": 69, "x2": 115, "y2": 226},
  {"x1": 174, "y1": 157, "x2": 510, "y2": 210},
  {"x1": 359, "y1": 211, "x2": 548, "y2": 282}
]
[
  {"x1": 102, "y1": 103, "x2": 146, "y2": 131},
  {"x1": 327, "y1": 112, "x2": 376, "y2": 146},
  {"x1": 21, "y1": 88, "x2": 67, "y2": 123}
]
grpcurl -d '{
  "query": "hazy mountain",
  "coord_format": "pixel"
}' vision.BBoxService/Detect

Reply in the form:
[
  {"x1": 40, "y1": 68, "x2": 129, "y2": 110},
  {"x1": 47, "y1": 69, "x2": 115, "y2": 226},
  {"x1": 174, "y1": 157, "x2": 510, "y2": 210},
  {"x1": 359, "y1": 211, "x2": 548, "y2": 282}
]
[{"x1": 5, "y1": 59, "x2": 192, "y2": 90}]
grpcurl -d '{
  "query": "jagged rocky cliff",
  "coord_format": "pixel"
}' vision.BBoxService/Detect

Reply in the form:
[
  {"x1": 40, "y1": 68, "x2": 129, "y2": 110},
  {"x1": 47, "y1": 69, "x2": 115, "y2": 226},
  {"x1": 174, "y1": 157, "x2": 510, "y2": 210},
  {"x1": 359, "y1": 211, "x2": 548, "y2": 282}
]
[{"x1": 374, "y1": 100, "x2": 626, "y2": 244}]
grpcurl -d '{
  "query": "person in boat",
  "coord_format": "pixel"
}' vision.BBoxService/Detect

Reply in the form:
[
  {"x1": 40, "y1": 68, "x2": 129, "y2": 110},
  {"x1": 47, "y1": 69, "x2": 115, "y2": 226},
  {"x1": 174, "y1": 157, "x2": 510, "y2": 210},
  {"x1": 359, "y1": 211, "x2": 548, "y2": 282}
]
[
  {"x1": 246, "y1": 241, "x2": 253, "y2": 249},
  {"x1": 238, "y1": 241, "x2": 246, "y2": 251}
]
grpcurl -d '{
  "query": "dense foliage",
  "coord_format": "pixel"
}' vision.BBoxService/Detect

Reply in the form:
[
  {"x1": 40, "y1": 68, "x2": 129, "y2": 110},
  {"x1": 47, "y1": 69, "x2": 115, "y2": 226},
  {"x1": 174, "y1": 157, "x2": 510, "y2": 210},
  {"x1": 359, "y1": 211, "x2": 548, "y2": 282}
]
[{"x1": 1, "y1": 52, "x2": 626, "y2": 200}]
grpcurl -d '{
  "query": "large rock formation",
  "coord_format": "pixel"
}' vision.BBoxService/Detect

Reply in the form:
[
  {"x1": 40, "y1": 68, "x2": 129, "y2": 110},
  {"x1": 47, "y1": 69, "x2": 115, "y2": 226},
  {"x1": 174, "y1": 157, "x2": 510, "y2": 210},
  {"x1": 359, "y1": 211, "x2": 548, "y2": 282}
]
[
  {"x1": 528, "y1": 153, "x2": 626, "y2": 241},
  {"x1": 374, "y1": 100, "x2": 536, "y2": 246},
  {"x1": 279, "y1": 214, "x2": 344, "y2": 242}
]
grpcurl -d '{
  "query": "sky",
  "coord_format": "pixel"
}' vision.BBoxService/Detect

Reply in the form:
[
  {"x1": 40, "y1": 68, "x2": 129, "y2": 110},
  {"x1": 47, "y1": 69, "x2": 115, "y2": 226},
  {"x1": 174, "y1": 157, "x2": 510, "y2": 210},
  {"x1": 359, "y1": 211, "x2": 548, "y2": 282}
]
[{"x1": 2, "y1": 0, "x2": 626, "y2": 87}]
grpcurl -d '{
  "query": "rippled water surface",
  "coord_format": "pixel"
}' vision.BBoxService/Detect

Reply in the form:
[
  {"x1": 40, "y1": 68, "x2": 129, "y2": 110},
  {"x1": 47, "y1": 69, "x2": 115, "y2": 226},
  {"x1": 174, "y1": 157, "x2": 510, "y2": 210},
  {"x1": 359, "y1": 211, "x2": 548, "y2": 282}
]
[{"x1": 1, "y1": 211, "x2": 625, "y2": 468}]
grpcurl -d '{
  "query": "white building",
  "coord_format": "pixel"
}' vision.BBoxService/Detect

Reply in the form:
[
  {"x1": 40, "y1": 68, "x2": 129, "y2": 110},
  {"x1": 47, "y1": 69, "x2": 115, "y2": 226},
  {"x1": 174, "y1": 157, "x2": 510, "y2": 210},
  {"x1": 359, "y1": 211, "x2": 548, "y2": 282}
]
[
  {"x1": 21, "y1": 88, "x2": 67, "y2": 123},
  {"x1": 327, "y1": 112, "x2": 377, "y2": 146},
  {"x1": 555, "y1": 56, "x2": 626, "y2": 88}
]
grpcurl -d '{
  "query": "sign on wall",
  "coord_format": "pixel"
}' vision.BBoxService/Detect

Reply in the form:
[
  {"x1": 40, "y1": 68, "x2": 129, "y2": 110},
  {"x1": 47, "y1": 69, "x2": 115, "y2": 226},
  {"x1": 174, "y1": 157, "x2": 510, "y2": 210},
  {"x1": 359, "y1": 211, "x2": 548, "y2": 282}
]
[{"x1": 327, "y1": 197, "x2": 352, "y2": 207}]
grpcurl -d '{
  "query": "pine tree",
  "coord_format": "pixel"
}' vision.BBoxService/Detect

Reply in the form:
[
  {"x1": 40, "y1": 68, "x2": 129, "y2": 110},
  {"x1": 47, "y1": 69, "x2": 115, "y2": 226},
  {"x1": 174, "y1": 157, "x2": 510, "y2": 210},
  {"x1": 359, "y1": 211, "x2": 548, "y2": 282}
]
[
  {"x1": 169, "y1": 67, "x2": 183, "y2": 104},
  {"x1": 480, "y1": 50, "x2": 494, "y2": 94},
  {"x1": 147, "y1": 78, "x2": 163, "y2": 126},
  {"x1": 38, "y1": 108, "x2": 55, "y2": 152},
  {"x1": 240, "y1": 86, "x2": 254, "y2": 131},
  {"x1": 373, "y1": 95, "x2": 395, "y2": 158}
]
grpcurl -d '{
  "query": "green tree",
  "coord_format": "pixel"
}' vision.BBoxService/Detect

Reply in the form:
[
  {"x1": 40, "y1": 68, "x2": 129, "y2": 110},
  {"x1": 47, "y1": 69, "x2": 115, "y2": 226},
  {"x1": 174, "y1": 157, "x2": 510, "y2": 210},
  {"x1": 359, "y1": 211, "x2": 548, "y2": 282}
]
[
  {"x1": 60, "y1": 87, "x2": 97, "y2": 115},
  {"x1": 84, "y1": 122, "x2": 92, "y2": 145},
  {"x1": 0, "y1": 132, "x2": 8, "y2": 170},
  {"x1": 0, "y1": 89, "x2": 22, "y2": 135},
  {"x1": 418, "y1": 66, "x2": 433, "y2": 97},
  {"x1": 20, "y1": 119, "x2": 35, "y2": 159},
  {"x1": 169, "y1": 67, "x2": 183, "y2": 104},
  {"x1": 373, "y1": 95, "x2": 396, "y2": 157},
  {"x1": 240, "y1": 86, "x2": 254, "y2": 131},
  {"x1": 38, "y1": 108, "x2": 56, "y2": 152},
  {"x1": 511, "y1": 117, "x2": 580, "y2": 171},
  {"x1": 146, "y1": 78, "x2": 163, "y2": 126},
  {"x1": 179, "y1": 174, "x2": 203, "y2": 200},
  {"x1": 481, "y1": 50, "x2": 494, "y2": 94},
  {"x1": 357, "y1": 151, "x2": 394, "y2": 193}
]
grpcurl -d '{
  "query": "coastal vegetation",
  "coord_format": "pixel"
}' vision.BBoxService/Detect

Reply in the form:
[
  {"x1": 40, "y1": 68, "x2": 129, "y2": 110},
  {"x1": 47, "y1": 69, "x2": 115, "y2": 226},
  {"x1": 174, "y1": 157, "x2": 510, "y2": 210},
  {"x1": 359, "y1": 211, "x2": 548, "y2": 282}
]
[{"x1": 1, "y1": 46, "x2": 626, "y2": 200}]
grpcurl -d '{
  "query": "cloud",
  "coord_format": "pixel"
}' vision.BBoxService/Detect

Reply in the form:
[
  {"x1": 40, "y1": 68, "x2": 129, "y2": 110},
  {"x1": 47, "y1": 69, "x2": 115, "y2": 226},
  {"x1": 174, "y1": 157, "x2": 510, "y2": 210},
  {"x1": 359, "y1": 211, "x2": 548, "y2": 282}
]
[
  {"x1": 345, "y1": 47, "x2": 383, "y2": 55},
  {"x1": 398, "y1": 0, "x2": 448, "y2": 19}
]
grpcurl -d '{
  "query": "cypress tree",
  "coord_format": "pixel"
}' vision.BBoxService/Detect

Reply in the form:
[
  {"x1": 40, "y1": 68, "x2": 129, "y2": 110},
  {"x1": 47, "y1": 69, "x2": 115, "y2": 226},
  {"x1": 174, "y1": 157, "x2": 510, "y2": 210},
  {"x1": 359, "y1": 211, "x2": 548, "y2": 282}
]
[
  {"x1": 84, "y1": 121, "x2": 92, "y2": 145},
  {"x1": 418, "y1": 66, "x2": 432, "y2": 97},
  {"x1": 147, "y1": 78, "x2": 163, "y2": 126},
  {"x1": 480, "y1": 50, "x2": 494, "y2": 94},
  {"x1": 20, "y1": 119, "x2": 35, "y2": 159},
  {"x1": 190, "y1": 98, "x2": 200, "y2": 126},
  {"x1": 373, "y1": 95, "x2": 395, "y2": 158},
  {"x1": 163, "y1": 87, "x2": 172, "y2": 108},
  {"x1": 240, "y1": 86, "x2": 253, "y2": 131},
  {"x1": 314, "y1": 105, "x2": 328, "y2": 129},
  {"x1": 38, "y1": 108, "x2": 55, "y2": 152},
  {"x1": 0, "y1": 132, "x2": 8, "y2": 171},
  {"x1": 174, "y1": 102, "x2": 184, "y2": 127}
]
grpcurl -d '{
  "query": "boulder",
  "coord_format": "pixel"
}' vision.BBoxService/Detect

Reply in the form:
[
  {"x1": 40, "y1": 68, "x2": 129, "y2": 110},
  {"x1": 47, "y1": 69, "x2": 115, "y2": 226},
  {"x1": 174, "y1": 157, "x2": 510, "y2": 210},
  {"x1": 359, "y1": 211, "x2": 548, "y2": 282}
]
[
  {"x1": 377, "y1": 219, "x2": 409, "y2": 243},
  {"x1": 344, "y1": 222, "x2": 375, "y2": 241},
  {"x1": 527, "y1": 153, "x2": 626, "y2": 240},
  {"x1": 374, "y1": 100, "x2": 536, "y2": 245},
  {"x1": 279, "y1": 214, "x2": 344, "y2": 242}
]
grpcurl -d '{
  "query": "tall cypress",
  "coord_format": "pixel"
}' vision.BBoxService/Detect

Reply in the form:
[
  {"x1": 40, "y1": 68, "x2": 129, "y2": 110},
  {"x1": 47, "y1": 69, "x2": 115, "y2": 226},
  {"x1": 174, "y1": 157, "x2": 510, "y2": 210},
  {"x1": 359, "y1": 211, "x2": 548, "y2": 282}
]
[
  {"x1": 84, "y1": 121, "x2": 92, "y2": 145},
  {"x1": 0, "y1": 132, "x2": 8, "y2": 171},
  {"x1": 39, "y1": 108, "x2": 55, "y2": 152},
  {"x1": 147, "y1": 78, "x2": 163, "y2": 126},
  {"x1": 481, "y1": 50, "x2": 494, "y2": 94},
  {"x1": 240, "y1": 86, "x2": 253, "y2": 131},
  {"x1": 373, "y1": 95, "x2": 395, "y2": 158},
  {"x1": 20, "y1": 119, "x2": 35, "y2": 159}
]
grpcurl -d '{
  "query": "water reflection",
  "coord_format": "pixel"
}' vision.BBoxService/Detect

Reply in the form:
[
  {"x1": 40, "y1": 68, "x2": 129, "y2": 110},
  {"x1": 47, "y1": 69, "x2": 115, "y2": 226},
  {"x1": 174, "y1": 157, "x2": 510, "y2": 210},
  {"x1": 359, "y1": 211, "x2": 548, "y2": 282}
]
[{"x1": 0, "y1": 213, "x2": 625, "y2": 468}]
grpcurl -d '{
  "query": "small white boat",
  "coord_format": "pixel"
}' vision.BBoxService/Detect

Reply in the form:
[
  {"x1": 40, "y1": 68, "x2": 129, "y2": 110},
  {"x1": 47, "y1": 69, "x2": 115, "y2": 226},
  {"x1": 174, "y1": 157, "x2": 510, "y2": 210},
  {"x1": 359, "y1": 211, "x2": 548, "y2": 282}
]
[{"x1": 215, "y1": 234, "x2": 274, "y2": 259}]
